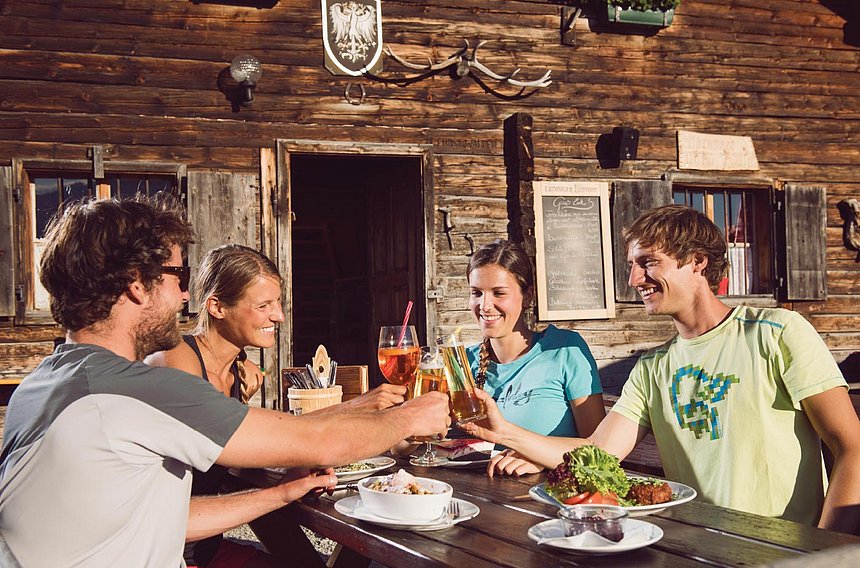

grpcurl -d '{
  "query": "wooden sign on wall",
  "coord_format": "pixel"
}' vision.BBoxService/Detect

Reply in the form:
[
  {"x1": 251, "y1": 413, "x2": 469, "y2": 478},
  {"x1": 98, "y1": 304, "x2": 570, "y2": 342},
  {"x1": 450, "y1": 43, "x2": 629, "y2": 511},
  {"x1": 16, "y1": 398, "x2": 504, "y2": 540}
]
[
  {"x1": 677, "y1": 130, "x2": 760, "y2": 171},
  {"x1": 533, "y1": 181, "x2": 616, "y2": 321}
]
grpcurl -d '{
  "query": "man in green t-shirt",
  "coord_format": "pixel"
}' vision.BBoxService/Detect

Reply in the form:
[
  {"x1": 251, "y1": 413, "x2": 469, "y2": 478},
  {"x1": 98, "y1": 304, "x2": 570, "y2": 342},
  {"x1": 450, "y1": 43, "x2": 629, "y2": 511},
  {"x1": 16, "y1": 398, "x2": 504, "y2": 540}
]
[{"x1": 463, "y1": 205, "x2": 860, "y2": 532}]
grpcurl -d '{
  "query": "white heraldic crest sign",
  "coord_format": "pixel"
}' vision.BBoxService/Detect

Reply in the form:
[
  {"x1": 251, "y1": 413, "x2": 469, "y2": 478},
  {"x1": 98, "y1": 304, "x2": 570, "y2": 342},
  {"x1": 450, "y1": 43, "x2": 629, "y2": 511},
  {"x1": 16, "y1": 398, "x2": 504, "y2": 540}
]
[{"x1": 321, "y1": 0, "x2": 383, "y2": 76}]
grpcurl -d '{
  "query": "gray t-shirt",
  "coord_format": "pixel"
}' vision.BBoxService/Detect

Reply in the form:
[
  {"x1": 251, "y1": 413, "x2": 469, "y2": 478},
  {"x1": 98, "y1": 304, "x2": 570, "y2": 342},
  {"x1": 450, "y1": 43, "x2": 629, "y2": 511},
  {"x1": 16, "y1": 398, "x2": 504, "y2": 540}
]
[{"x1": 0, "y1": 343, "x2": 249, "y2": 566}]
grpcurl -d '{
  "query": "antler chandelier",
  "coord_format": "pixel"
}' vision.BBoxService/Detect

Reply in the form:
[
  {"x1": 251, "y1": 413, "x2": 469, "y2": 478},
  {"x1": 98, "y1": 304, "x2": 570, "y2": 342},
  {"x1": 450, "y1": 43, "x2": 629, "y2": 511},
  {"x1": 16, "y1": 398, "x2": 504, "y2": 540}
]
[{"x1": 384, "y1": 39, "x2": 552, "y2": 92}]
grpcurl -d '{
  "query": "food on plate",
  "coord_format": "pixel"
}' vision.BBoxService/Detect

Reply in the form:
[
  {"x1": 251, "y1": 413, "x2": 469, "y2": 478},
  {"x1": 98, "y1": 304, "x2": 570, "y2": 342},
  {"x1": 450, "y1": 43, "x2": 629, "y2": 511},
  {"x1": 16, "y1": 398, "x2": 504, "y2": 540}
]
[
  {"x1": 434, "y1": 438, "x2": 494, "y2": 461},
  {"x1": 546, "y1": 446, "x2": 676, "y2": 507},
  {"x1": 367, "y1": 469, "x2": 437, "y2": 495},
  {"x1": 625, "y1": 477, "x2": 673, "y2": 506},
  {"x1": 358, "y1": 471, "x2": 453, "y2": 522},
  {"x1": 335, "y1": 461, "x2": 376, "y2": 473},
  {"x1": 546, "y1": 445, "x2": 631, "y2": 506}
]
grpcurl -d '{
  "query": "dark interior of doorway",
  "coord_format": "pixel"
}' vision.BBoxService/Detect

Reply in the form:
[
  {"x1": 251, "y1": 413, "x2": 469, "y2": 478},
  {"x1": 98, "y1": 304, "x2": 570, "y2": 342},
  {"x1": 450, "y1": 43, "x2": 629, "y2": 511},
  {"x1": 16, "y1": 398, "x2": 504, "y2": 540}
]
[{"x1": 290, "y1": 154, "x2": 425, "y2": 387}]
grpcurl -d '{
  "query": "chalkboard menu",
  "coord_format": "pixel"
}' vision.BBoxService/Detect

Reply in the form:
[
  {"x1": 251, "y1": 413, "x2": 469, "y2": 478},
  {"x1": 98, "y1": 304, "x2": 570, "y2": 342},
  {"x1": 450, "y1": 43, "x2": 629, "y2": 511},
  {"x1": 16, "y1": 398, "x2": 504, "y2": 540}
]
[{"x1": 534, "y1": 181, "x2": 616, "y2": 320}]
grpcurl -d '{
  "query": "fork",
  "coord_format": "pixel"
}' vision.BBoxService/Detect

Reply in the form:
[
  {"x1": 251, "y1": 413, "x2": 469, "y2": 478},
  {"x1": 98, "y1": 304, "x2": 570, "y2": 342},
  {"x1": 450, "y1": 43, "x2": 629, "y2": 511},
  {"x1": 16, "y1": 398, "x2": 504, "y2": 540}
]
[{"x1": 447, "y1": 500, "x2": 460, "y2": 520}]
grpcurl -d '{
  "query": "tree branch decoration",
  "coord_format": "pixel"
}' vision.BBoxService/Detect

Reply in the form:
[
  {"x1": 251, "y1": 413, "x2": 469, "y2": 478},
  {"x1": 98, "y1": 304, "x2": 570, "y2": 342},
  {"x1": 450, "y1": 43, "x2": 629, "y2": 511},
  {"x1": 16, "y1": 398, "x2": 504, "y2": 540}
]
[{"x1": 383, "y1": 40, "x2": 552, "y2": 95}]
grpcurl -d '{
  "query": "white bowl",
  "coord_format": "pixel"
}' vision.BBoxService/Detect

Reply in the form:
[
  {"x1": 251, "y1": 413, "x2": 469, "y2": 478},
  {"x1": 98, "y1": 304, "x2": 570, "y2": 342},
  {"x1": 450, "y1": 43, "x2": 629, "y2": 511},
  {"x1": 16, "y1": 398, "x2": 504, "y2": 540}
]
[{"x1": 357, "y1": 475, "x2": 453, "y2": 522}]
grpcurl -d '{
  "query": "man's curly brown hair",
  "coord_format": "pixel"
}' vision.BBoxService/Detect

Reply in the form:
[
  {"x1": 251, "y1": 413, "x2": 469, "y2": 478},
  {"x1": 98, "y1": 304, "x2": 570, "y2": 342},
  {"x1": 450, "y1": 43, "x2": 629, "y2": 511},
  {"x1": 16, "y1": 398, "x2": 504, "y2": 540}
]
[
  {"x1": 39, "y1": 195, "x2": 195, "y2": 331},
  {"x1": 622, "y1": 204, "x2": 728, "y2": 293}
]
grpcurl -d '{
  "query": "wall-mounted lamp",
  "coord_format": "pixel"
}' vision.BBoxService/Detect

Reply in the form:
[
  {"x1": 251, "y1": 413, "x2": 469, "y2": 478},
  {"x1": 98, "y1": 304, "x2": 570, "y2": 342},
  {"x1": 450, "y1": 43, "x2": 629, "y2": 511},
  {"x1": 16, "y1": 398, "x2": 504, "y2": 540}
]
[{"x1": 230, "y1": 55, "x2": 262, "y2": 106}]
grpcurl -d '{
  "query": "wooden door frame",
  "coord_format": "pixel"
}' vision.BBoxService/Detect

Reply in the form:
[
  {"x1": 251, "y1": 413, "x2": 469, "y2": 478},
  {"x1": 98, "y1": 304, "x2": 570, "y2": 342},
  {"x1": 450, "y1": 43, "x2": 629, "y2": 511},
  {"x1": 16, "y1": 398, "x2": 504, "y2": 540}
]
[{"x1": 271, "y1": 140, "x2": 436, "y2": 404}]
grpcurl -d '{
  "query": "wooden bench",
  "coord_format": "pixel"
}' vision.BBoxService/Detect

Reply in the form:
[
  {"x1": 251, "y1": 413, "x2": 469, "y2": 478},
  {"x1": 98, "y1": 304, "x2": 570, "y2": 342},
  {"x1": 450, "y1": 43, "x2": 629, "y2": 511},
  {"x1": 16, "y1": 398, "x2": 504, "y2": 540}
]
[{"x1": 602, "y1": 393, "x2": 665, "y2": 477}]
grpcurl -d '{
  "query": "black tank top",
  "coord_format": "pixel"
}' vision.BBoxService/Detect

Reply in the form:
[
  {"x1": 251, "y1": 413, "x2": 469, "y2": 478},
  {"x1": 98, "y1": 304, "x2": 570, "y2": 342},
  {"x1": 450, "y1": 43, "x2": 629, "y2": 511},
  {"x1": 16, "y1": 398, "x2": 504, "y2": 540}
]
[
  {"x1": 181, "y1": 335, "x2": 243, "y2": 566},
  {"x1": 182, "y1": 334, "x2": 243, "y2": 401}
]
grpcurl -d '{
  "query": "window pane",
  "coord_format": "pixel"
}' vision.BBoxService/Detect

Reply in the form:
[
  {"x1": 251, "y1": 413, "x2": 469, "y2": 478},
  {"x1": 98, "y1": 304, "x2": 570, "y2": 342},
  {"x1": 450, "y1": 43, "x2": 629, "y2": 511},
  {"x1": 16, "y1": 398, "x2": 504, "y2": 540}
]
[
  {"x1": 673, "y1": 190, "x2": 686, "y2": 205},
  {"x1": 690, "y1": 191, "x2": 705, "y2": 213},
  {"x1": 728, "y1": 193, "x2": 743, "y2": 243},
  {"x1": 712, "y1": 192, "x2": 726, "y2": 235},
  {"x1": 33, "y1": 178, "x2": 59, "y2": 239},
  {"x1": 148, "y1": 177, "x2": 175, "y2": 195},
  {"x1": 109, "y1": 177, "x2": 121, "y2": 198},
  {"x1": 62, "y1": 178, "x2": 91, "y2": 205},
  {"x1": 120, "y1": 177, "x2": 145, "y2": 197}
]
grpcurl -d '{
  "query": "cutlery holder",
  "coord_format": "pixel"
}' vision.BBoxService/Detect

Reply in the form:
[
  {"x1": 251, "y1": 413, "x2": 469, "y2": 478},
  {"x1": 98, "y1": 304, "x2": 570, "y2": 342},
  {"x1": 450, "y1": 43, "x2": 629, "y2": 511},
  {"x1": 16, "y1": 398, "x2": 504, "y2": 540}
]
[{"x1": 287, "y1": 385, "x2": 342, "y2": 414}]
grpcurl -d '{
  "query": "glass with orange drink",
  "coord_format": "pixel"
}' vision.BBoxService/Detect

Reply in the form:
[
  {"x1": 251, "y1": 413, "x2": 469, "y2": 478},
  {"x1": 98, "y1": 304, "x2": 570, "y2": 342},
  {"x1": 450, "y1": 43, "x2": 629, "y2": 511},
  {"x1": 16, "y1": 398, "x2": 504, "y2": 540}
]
[{"x1": 377, "y1": 325, "x2": 420, "y2": 391}]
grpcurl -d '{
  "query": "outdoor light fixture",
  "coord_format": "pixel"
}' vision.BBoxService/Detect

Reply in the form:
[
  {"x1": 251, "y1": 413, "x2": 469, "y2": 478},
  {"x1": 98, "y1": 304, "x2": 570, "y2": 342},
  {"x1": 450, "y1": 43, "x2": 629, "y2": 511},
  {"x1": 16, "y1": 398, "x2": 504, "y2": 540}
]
[{"x1": 229, "y1": 55, "x2": 262, "y2": 106}]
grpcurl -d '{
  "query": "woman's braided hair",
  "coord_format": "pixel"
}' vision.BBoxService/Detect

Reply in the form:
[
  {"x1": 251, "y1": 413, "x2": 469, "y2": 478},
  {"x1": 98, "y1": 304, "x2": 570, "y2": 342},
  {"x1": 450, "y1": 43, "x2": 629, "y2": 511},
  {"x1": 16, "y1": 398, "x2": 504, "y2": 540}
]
[
  {"x1": 466, "y1": 240, "x2": 534, "y2": 388},
  {"x1": 194, "y1": 244, "x2": 281, "y2": 402}
]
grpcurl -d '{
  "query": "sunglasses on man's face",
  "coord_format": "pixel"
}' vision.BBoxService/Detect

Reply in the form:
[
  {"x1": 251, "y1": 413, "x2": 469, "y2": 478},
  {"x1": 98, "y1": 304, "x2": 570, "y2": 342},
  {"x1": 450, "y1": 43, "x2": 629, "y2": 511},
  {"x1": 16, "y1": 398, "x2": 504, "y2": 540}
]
[{"x1": 161, "y1": 266, "x2": 190, "y2": 292}]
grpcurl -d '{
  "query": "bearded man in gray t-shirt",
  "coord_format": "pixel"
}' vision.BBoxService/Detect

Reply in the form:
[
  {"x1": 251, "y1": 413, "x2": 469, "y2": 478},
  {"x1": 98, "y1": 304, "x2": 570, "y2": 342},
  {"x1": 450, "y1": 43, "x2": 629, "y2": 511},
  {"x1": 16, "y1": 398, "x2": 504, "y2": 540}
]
[{"x1": 0, "y1": 197, "x2": 450, "y2": 566}]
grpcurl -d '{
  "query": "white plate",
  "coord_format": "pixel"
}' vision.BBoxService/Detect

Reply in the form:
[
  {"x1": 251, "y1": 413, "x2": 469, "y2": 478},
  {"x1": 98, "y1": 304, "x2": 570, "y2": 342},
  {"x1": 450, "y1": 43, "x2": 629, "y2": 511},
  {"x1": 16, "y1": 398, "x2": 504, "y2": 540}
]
[
  {"x1": 528, "y1": 518, "x2": 663, "y2": 555},
  {"x1": 334, "y1": 495, "x2": 479, "y2": 531},
  {"x1": 262, "y1": 456, "x2": 395, "y2": 482},
  {"x1": 441, "y1": 457, "x2": 491, "y2": 469},
  {"x1": 334, "y1": 456, "x2": 396, "y2": 482},
  {"x1": 529, "y1": 479, "x2": 697, "y2": 516}
]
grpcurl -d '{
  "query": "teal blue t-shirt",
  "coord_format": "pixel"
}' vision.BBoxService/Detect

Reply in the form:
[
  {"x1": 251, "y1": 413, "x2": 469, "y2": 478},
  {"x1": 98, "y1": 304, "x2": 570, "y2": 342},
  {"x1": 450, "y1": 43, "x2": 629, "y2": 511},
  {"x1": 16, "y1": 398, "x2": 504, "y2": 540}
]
[{"x1": 466, "y1": 325, "x2": 602, "y2": 437}]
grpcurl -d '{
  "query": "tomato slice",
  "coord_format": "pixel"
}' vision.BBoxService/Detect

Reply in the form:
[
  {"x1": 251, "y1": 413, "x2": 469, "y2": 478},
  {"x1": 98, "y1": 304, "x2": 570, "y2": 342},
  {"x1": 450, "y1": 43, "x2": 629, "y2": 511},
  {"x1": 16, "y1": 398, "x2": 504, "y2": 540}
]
[
  {"x1": 562, "y1": 492, "x2": 590, "y2": 505},
  {"x1": 602, "y1": 492, "x2": 619, "y2": 506},
  {"x1": 581, "y1": 492, "x2": 619, "y2": 505}
]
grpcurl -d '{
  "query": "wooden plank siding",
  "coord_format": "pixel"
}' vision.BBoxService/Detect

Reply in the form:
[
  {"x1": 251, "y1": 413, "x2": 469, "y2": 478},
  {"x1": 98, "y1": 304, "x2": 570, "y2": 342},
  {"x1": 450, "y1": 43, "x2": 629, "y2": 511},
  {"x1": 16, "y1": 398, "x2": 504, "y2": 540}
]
[{"x1": 0, "y1": 0, "x2": 858, "y2": 399}]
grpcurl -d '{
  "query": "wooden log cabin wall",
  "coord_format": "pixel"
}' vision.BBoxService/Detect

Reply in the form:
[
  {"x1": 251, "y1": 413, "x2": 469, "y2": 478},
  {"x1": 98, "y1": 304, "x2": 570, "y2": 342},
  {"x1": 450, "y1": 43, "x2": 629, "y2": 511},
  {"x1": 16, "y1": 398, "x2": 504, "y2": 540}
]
[{"x1": 1, "y1": 0, "x2": 858, "y2": 408}]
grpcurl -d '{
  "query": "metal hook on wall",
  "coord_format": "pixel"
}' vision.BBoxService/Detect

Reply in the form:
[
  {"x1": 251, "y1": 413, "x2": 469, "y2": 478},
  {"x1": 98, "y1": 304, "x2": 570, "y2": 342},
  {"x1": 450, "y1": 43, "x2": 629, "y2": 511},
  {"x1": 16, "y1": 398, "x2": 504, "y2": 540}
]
[
  {"x1": 464, "y1": 233, "x2": 475, "y2": 256},
  {"x1": 438, "y1": 207, "x2": 455, "y2": 249}
]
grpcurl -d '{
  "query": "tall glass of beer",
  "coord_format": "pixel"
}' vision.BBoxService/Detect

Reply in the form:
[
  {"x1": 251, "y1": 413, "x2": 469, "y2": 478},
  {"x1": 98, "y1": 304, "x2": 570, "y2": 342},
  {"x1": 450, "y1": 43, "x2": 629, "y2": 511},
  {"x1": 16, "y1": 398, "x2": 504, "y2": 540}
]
[
  {"x1": 437, "y1": 331, "x2": 486, "y2": 426},
  {"x1": 408, "y1": 346, "x2": 449, "y2": 467}
]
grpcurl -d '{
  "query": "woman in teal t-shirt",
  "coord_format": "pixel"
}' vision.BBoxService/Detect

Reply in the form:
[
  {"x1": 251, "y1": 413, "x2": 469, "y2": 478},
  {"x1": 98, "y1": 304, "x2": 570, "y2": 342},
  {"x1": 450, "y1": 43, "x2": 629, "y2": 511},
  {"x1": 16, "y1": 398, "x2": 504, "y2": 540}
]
[{"x1": 465, "y1": 240, "x2": 605, "y2": 474}]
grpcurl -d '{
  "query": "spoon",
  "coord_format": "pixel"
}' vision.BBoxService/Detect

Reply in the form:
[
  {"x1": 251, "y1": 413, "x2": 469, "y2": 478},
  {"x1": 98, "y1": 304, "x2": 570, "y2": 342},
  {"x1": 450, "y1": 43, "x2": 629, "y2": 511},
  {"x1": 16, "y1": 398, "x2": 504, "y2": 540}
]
[{"x1": 534, "y1": 485, "x2": 566, "y2": 510}]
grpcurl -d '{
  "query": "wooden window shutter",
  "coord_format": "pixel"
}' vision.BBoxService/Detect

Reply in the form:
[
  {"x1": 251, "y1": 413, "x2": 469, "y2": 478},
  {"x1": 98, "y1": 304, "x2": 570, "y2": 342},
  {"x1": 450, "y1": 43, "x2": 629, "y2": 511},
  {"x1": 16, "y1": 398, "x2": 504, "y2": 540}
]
[
  {"x1": 0, "y1": 166, "x2": 14, "y2": 317},
  {"x1": 778, "y1": 184, "x2": 827, "y2": 301},
  {"x1": 186, "y1": 171, "x2": 258, "y2": 307},
  {"x1": 611, "y1": 179, "x2": 672, "y2": 302}
]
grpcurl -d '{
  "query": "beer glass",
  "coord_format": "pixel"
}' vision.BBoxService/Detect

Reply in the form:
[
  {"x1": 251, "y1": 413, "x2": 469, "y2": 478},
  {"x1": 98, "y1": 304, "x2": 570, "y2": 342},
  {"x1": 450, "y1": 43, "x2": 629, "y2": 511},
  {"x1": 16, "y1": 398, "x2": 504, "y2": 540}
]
[
  {"x1": 408, "y1": 346, "x2": 449, "y2": 467},
  {"x1": 437, "y1": 331, "x2": 486, "y2": 426},
  {"x1": 377, "y1": 325, "x2": 420, "y2": 391}
]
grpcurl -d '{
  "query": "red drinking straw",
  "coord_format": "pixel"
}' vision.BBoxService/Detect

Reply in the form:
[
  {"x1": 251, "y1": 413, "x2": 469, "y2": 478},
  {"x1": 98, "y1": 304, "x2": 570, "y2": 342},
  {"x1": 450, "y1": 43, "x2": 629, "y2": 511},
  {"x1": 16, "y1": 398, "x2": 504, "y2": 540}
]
[{"x1": 396, "y1": 301, "x2": 414, "y2": 348}]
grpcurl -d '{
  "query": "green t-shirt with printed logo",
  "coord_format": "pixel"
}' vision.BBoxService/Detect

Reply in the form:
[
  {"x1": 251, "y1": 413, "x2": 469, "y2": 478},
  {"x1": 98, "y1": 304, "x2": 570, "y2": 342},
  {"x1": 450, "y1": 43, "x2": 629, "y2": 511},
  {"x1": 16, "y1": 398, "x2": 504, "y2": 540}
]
[{"x1": 611, "y1": 306, "x2": 846, "y2": 525}]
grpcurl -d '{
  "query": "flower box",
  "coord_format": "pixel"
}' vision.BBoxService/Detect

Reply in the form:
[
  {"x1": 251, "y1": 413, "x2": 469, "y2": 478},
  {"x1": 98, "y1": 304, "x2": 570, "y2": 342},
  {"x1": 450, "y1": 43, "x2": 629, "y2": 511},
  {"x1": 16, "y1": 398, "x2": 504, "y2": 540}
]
[{"x1": 607, "y1": 4, "x2": 675, "y2": 27}]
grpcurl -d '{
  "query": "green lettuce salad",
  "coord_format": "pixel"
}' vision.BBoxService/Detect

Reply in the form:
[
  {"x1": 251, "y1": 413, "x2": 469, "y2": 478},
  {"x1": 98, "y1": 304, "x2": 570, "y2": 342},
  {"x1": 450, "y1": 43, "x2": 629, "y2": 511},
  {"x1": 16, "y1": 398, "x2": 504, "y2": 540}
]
[{"x1": 545, "y1": 445, "x2": 631, "y2": 503}]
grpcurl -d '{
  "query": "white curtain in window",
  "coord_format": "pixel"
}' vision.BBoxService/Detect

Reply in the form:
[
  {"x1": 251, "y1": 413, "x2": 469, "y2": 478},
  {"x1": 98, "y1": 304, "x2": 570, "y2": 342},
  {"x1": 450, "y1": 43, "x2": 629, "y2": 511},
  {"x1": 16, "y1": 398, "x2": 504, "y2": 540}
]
[{"x1": 727, "y1": 243, "x2": 754, "y2": 295}]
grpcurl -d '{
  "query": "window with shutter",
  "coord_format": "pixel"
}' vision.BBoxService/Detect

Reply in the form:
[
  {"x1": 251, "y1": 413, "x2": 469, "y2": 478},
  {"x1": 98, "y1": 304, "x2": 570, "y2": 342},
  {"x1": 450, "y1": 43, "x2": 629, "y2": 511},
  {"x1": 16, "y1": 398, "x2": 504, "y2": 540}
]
[
  {"x1": 9, "y1": 160, "x2": 182, "y2": 324},
  {"x1": 612, "y1": 178, "x2": 827, "y2": 304}
]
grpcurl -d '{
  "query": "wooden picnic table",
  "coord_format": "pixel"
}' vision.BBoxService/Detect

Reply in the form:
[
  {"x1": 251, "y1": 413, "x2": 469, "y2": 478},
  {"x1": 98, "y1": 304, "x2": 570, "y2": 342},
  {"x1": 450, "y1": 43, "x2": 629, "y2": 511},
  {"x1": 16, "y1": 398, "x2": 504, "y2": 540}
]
[{"x1": 233, "y1": 458, "x2": 860, "y2": 567}]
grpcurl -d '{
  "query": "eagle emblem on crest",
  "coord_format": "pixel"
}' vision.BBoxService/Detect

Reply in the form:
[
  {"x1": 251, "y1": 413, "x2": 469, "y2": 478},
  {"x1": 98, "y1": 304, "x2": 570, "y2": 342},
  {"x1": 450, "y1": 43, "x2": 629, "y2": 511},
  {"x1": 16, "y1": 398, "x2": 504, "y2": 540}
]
[{"x1": 321, "y1": 0, "x2": 383, "y2": 76}]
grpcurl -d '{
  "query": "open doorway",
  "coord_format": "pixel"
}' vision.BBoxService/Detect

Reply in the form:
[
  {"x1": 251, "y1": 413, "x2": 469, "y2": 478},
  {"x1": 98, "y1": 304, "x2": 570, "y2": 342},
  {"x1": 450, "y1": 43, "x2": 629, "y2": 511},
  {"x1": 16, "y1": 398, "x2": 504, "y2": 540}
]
[{"x1": 289, "y1": 154, "x2": 426, "y2": 386}]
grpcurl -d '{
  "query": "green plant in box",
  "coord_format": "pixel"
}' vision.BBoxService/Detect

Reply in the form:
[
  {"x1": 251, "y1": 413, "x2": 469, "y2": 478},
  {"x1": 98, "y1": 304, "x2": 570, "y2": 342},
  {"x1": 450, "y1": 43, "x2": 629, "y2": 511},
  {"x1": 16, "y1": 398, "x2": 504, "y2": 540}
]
[
  {"x1": 574, "y1": 0, "x2": 680, "y2": 27},
  {"x1": 575, "y1": 0, "x2": 680, "y2": 10}
]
